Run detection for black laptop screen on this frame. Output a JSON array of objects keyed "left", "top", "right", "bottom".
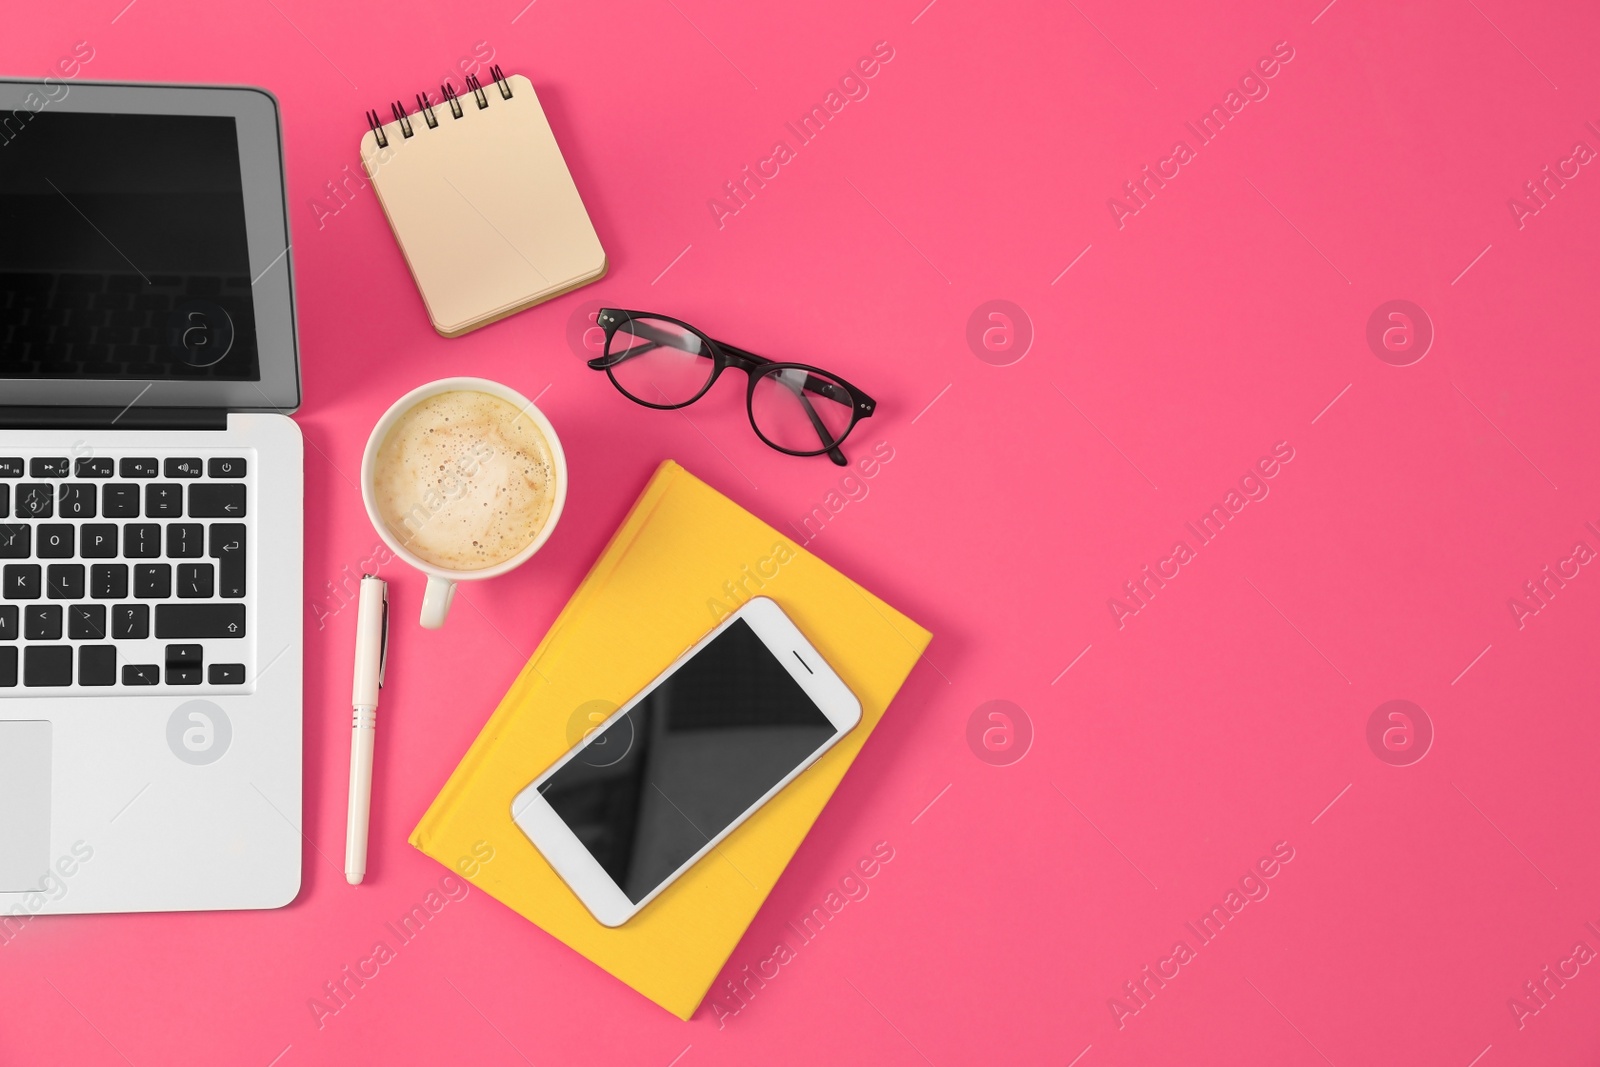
[{"left": 0, "top": 111, "right": 260, "bottom": 381}]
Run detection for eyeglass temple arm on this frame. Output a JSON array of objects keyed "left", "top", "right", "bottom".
[
  {"left": 766, "top": 367, "right": 848, "bottom": 466},
  {"left": 589, "top": 339, "right": 661, "bottom": 368},
  {"left": 585, "top": 319, "right": 712, "bottom": 369}
]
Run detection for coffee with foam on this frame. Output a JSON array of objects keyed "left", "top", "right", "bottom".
[{"left": 371, "top": 390, "right": 558, "bottom": 571}]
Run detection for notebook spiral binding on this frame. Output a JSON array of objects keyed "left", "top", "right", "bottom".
[{"left": 365, "top": 65, "right": 514, "bottom": 150}]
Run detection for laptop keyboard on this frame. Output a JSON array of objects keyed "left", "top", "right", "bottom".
[{"left": 0, "top": 449, "right": 253, "bottom": 691}]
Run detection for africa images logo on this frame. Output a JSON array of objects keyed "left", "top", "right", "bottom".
[
  {"left": 1106, "top": 41, "right": 1296, "bottom": 230},
  {"left": 708, "top": 41, "right": 896, "bottom": 230},
  {"left": 707, "top": 842, "right": 896, "bottom": 1028},
  {"left": 1107, "top": 442, "right": 1296, "bottom": 628},
  {"left": 1108, "top": 841, "right": 1296, "bottom": 1028}
]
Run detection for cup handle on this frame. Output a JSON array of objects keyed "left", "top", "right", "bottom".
[{"left": 420, "top": 576, "right": 456, "bottom": 629}]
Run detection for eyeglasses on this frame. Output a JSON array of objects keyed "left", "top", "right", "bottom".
[{"left": 585, "top": 309, "right": 876, "bottom": 466}]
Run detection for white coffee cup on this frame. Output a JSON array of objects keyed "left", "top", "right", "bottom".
[{"left": 360, "top": 377, "right": 568, "bottom": 629}]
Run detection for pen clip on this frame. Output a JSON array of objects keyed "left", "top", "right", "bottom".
[{"left": 377, "top": 584, "right": 390, "bottom": 689}]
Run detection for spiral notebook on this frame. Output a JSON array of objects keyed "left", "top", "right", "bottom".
[{"left": 358, "top": 68, "right": 607, "bottom": 337}]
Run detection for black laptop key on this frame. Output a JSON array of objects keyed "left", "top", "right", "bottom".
[
  {"left": 0, "top": 459, "right": 20, "bottom": 477},
  {"left": 177, "top": 563, "right": 213, "bottom": 598},
  {"left": 208, "top": 458, "right": 247, "bottom": 478},
  {"left": 0, "top": 525, "right": 27, "bottom": 558},
  {"left": 167, "top": 664, "right": 203, "bottom": 685},
  {"left": 188, "top": 483, "right": 245, "bottom": 518},
  {"left": 210, "top": 523, "right": 246, "bottom": 598},
  {"left": 80, "top": 524, "right": 117, "bottom": 558},
  {"left": 92, "top": 564, "right": 128, "bottom": 599},
  {"left": 134, "top": 564, "right": 171, "bottom": 599},
  {"left": 165, "top": 644, "right": 203, "bottom": 666},
  {"left": 209, "top": 663, "right": 245, "bottom": 685},
  {"left": 112, "top": 604, "right": 149, "bottom": 640},
  {"left": 0, "top": 605, "right": 15, "bottom": 640},
  {"left": 122, "top": 664, "right": 159, "bottom": 685},
  {"left": 0, "top": 647, "right": 14, "bottom": 687},
  {"left": 46, "top": 564, "right": 85, "bottom": 600},
  {"left": 156, "top": 603, "right": 245, "bottom": 639},
  {"left": 59, "top": 484, "right": 96, "bottom": 518},
  {"left": 123, "top": 523, "right": 160, "bottom": 558},
  {"left": 74, "top": 457, "right": 114, "bottom": 478},
  {"left": 17, "top": 484, "right": 52, "bottom": 517},
  {"left": 78, "top": 645, "right": 115, "bottom": 686},
  {"left": 120, "top": 457, "right": 159, "bottom": 478},
  {"left": 25, "top": 605, "right": 62, "bottom": 640},
  {"left": 36, "top": 525, "right": 73, "bottom": 558},
  {"left": 145, "top": 484, "right": 183, "bottom": 518},
  {"left": 29, "top": 458, "right": 69, "bottom": 478},
  {"left": 165, "top": 458, "right": 203, "bottom": 478},
  {"left": 167, "top": 523, "right": 203, "bottom": 558},
  {"left": 4, "top": 564, "right": 41, "bottom": 600},
  {"left": 0, "top": 484, "right": 7, "bottom": 519},
  {"left": 23, "top": 646, "right": 69, "bottom": 687},
  {"left": 102, "top": 483, "right": 140, "bottom": 517},
  {"left": 69, "top": 604, "right": 107, "bottom": 640}
]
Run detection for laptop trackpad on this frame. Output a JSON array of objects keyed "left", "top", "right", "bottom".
[{"left": 0, "top": 722, "right": 51, "bottom": 892}]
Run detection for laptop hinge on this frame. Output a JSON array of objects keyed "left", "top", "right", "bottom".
[{"left": 0, "top": 407, "right": 229, "bottom": 431}]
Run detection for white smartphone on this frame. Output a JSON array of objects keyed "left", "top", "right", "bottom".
[{"left": 510, "top": 597, "right": 862, "bottom": 927}]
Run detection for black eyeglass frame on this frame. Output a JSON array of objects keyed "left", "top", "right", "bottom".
[{"left": 585, "top": 308, "right": 877, "bottom": 466}]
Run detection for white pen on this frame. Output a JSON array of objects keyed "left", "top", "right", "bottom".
[{"left": 345, "top": 575, "right": 389, "bottom": 886}]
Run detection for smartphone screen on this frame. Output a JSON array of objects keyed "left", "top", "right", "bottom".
[{"left": 535, "top": 618, "right": 839, "bottom": 903}]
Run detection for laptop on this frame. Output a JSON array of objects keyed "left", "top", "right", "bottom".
[{"left": 0, "top": 80, "right": 302, "bottom": 914}]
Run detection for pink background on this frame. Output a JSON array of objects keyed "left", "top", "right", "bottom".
[{"left": 6, "top": 0, "right": 1600, "bottom": 1063}]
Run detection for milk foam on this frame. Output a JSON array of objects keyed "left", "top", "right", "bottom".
[{"left": 372, "top": 390, "right": 557, "bottom": 571}]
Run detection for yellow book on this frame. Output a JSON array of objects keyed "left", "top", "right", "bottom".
[{"left": 409, "top": 460, "right": 931, "bottom": 1019}]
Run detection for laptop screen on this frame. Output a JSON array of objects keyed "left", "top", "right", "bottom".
[{"left": 0, "top": 110, "right": 261, "bottom": 382}]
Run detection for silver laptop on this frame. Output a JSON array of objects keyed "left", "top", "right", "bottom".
[{"left": 0, "top": 80, "right": 302, "bottom": 914}]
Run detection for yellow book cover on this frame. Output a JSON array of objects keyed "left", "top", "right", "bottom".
[{"left": 409, "top": 460, "right": 931, "bottom": 1019}]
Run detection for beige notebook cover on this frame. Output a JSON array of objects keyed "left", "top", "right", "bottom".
[{"left": 359, "top": 73, "right": 606, "bottom": 337}]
